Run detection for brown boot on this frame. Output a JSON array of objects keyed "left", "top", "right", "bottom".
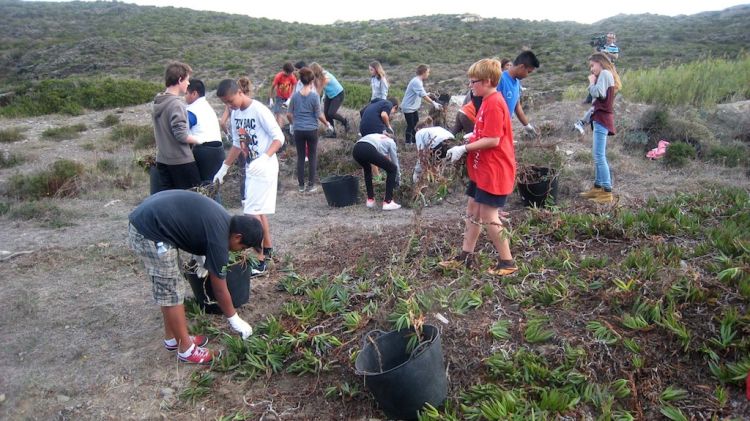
[
  {"left": 487, "top": 260, "right": 519, "bottom": 276},
  {"left": 579, "top": 186, "right": 603, "bottom": 198},
  {"left": 589, "top": 189, "right": 614, "bottom": 204}
]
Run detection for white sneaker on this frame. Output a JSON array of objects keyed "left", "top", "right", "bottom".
[
  {"left": 366, "top": 198, "right": 376, "bottom": 208},
  {"left": 573, "top": 120, "right": 585, "bottom": 135},
  {"left": 382, "top": 201, "right": 401, "bottom": 211}
]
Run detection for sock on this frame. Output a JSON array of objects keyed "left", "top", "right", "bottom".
[
  {"left": 178, "top": 343, "right": 195, "bottom": 358},
  {"left": 164, "top": 338, "right": 177, "bottom": 347},
  {"left": 263, "top": 247, "right": 273, "bottom": 258}
]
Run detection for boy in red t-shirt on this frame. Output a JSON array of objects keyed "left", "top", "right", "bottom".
[
  {"left": 440, "top": 58, "right": 518, "bottom": 276},
  {"left": 269, "top": 62, "right": 298, "bottom": 126}
]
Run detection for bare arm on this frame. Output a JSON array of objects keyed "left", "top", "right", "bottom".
[
  {"left": 466, "top": 136, "right": 500, "bottom": 151},
  {"left": 208, "top": 273, "right": 237, "bottom": 317},
  {"left": 223, "top": 145, "right": 241, "bottom": 166},
  {"left": 515, "top": 102, "right": 529, "bottom": 126}
]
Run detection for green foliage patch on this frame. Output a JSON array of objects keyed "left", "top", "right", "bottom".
[{"left": 6, "top": 159, "right": 84, "bottom": 200}]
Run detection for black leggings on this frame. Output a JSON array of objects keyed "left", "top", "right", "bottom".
[
  {"left": 294, "top": 129, "right": 319, "bottom": 187},
  {"left": 192, "top": 142, "right": 225, "bottom": 182},
  {"left": 404, "top": 111, "right": 419, "bottom": 143},
  {"left": 154, "top": 161, "right": 201, "bottom": 193},
  {"left": 352, "top": 142, "right": 398, "bottom": 202},
  {"left": 323, "top": 91, "right": 346, "bottom": 128}
]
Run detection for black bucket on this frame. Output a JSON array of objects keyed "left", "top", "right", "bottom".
[
  {"left": 355, "top": 325, "right": 447, "bottom": 420},
  {"left": 321, "top": 175, "right": 359, "bottom": 207},
  {"left": 517, "top": 166, "right": 559, "bottom": 208},
  {"left": 185, "top": 262, "right": 251, "bottom": 314}
]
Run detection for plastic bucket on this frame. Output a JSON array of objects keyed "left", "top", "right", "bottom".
[
  {"left": 517, "top": 166, "right": 559, "bottom": 208},
  {"left": 321, "top": 175, "right": 359, "bottom": 207},
  {"left": 355, "top": 325, "right": 447, "bottom": 420},
  {"left": 185, "top": 262, "right": 251, "bottom": 314}
]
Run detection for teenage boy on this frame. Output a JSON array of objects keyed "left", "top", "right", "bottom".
[
  {"left": 128, "top": 190, "right": 261, "bottom": 364},
  {"left": 359, "top": 97, "right": 399, "bottom": 137},
  {"left": 269, "top": 62, "right": 298, "bottom": 127},
  {"left": 152, "top": 61, "right": 204, "bottom": 192},
  {"left": 401, "top": 64, "right": 442, "bottom": 144},
  {"left": 441, "top": 58, "right": 518, "bottom": 276},
  {"left": 213, "top": 79, "right": 285, "bottom": 277},
  {"left": 497, "top": 51, "right": 540, "bottom": 137},
  {"left": 185, "top": 79, "right": 225, "bottom": 187}
]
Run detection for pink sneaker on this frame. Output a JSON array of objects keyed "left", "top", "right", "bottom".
[
  {"left": 366, "top": 198, "right": 376, "bottom": 208},
  {"left": 164, "top": 335, "right": 209, "bottom": 351},
  {"left": 178, "top": 345, "right": 218, "bottom": 365}
]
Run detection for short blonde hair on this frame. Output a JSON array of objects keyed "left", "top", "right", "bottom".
[{"left": 467, "top": 59, "right": 502, "bottom": 87}]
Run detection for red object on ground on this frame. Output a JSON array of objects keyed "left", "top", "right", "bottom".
[{"left": 746, "top": 370, "right": 750, "bottom": 400}]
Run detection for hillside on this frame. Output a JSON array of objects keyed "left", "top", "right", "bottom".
[{"left": 1, "top": 1, "right": 749, "bottom": 96}]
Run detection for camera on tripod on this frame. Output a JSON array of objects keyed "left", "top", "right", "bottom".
[{"left": 589, "top": 34, "right": 608, "bottom": 50}]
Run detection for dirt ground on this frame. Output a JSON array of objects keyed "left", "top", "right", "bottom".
[{"left": 1, "top": 97, "right": 748, "bottom": 420}]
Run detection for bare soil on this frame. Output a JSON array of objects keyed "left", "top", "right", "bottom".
[{"left": 1, "top": 97, "right": 748, "bottom": 420}]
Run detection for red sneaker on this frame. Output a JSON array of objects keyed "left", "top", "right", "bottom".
[
  {"left": 164, "top": 335, "right": 209, "bottom": 352},
  {"left": 178, "top": 345, "right": 218, "bottom": 365}
]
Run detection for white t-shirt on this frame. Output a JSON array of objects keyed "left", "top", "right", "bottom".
[
  {"left": 415, "top": 126, "right": 454, "bottom": 151},
  {"left": 229, "top": 100, "right": 285, "bottom": 161},
  {"left": 187, "top": 97, "right": 222, "bottom": 143}
]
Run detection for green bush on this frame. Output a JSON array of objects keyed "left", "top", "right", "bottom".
[
  {"left": 622, "top": 55, "right": 750, "bottom": 106},
  {"left": 0, "top": 151, "right": 25, "bottom": 168},
  {"left": 341, "top": 81, "right": 405, "bottom": 111},
  {"left": 41, "top": 123, "right": 88, "bottom": 140},
  {"left": 0, "top": 78, "right": 160, "bottom": 117},
  {"left": 110, "top": 124, "right": 155, "bottom": 149},
  {"left": 705, "top": 143, "right": 750, "bottom": 168},
  {"left": 0, "top": 127, "right": 26, "bottom": 143},
  {"left": 100, "top": 114, "right": 121, "bottom": 127},
  {"left": 6, "top": 201, "right": 77, "bottom": 228},
  {"left": 6, "top": 159, "right": 84, "bottom": 200},
  {"left": 664, "top": 142, "right": 696, "bottom": 168}
]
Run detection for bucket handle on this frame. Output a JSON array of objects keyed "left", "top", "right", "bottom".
[
  {"left": 409, "top": 338, "right": 434, "bottom": 360},
  {"left": 361, "top": 329, "right": 386, "bottom": 348}
]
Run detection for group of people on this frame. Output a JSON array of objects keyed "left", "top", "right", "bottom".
[{"left": 130, "top": 38, "right": 623, "bottom": 363}]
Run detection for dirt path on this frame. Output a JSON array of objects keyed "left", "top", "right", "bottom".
[{"left": 1, "top": 99, "right": 748, "bottom": 419}]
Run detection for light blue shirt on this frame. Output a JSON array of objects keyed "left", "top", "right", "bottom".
[
  {"left": 497, "top": 71, "right": 520, "bottom": 117},
  {"left": 323, "top": 71, "right": 344, "bottom": 99},
  {"left": 370, "top": 76, "right": 389, "bottom": 101},
  {"left": 401, "top": 76, "right": 428, "bottom": 113}
]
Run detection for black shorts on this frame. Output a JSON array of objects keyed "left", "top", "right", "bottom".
[{"left": 465, "top": 180, "right": 507, "bottom": 208}]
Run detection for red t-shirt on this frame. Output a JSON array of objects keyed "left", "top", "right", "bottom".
[
  {"left": 272, "top": 72, "right": 297, "bottom": 100},
  {"left": 466, "top": 91, "right": 516, "bottom": 196}
]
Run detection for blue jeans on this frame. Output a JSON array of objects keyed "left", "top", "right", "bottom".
[{"left": 592, "top": 121, "right": 612, "bottom": 190}]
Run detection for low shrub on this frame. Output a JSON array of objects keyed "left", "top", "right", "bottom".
[
  {"left": 7, "top": 200, "right": 77, "bottom": 228},
  {"left": 100, "top": 113, "right": 121, "bottom": 127},
  {"left": 96, "top": 158, "right": 118, "bottom": 173},
  {"left": 110, "top": 124, "right": 154, "bottom": 149},
  {"left": 41, "top": 123, "right": 88, "bottom": 140},
  {"left": 6, "top": 159, "right": 84, "bottom": 200},
  {"left": 0, "top": 151, "right": 25, "bottom": 168},
  {"left": 0, "top": 77, "right": 160, "bottom": 117},
  {"left": 664, "top": 142, "right": 696, "bottom": 168},
  {"left": 704, "top": 143, "right": 750, "bottom": 168},
  {"left": 0, "top": 127, "right": 26, "bottom": 143}
]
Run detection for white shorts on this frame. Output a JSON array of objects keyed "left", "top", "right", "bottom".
[{"left": 242, "top": 155, "right": 278, "bottom": 215}]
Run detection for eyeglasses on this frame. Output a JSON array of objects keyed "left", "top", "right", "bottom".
[{"left": 469, "top": 79, "right": 482, "bottom": 85}]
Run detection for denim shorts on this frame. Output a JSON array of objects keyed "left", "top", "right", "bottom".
[
  {"left": 465, "top": 181, "right": 508, "bottom": 208},
  {"left": 127, "top": 224, "right": 185, "bottom": 306}
]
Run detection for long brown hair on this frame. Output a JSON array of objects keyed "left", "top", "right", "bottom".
[
  {"left": 588, "top": 52, "right": 622, "bottom": 93},
  {"left": 370, "top": 60, "right": 388, "bottom": 86}
]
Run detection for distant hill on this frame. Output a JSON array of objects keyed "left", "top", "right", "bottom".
[{"left": 1, "top": 1, "right": 749, "bottom": 97}]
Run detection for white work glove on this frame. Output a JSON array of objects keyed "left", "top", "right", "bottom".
[
  {"left": 268, "top": 98, "right": 274, "bottom": 107},
  {"left": 247, "top": 154, "right": 270, "bottom": 176},
  {"left": 288, "top": 123, "right": 294, "bottom": 132},
  {"left": 432, "top": 102, "right": 443, "bottom": 111},
  {"left": 384, "top": 126, "right": 394, "bottom": 136},
  {"left": 523, "top": 123, "right": 537, "bottom": 136},
  {"left": 446, "top": 145, "right": 468, "bottom": 163},
  {"left": 283, "top": 98, "right": 291, "bottom": 108},
  {"left": 193, "top": 255, "right": 208, "bottom": 278},
  {"left": 227, "top": 313, "right": 253, "bottom": 339},
  {"left": 212, "top": 163, "right": 230, "bottom": 184}
]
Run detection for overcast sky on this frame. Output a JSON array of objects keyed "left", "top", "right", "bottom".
[{"left": 50, "top": 0, "right": 749, "bottom": 25}]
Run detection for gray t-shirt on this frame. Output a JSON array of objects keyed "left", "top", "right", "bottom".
[
  {"left": 129, "top": 190, "right": 231, "bottom": 277},
  {"left": 288, "top": 90, "right": 322, "bottom": 132},
  {"left": 401, "top": 76, "right": 428, "bottom": 113}
]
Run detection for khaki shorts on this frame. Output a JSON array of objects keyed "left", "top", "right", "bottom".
[{"left": 127, "top": 224, "right": 185, "bottom": 306}]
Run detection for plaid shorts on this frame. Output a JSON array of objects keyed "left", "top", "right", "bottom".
[{"left": 127, "top": 223, "right": 185, "bottom": 306}]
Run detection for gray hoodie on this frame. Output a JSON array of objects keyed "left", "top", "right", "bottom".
[{"left": 152, "top": 92, "right": 193, "bottom": 165}]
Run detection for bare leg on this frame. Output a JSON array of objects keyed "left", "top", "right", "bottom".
[
  {"left": 479, "top": 204, "right": 512, "bottom": 260},
  {"left": 161, "top": 305, "right": 192, "bottom": 353},
  {"left": 461, "top": 198, "right": 481, "bottom": 253}
]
